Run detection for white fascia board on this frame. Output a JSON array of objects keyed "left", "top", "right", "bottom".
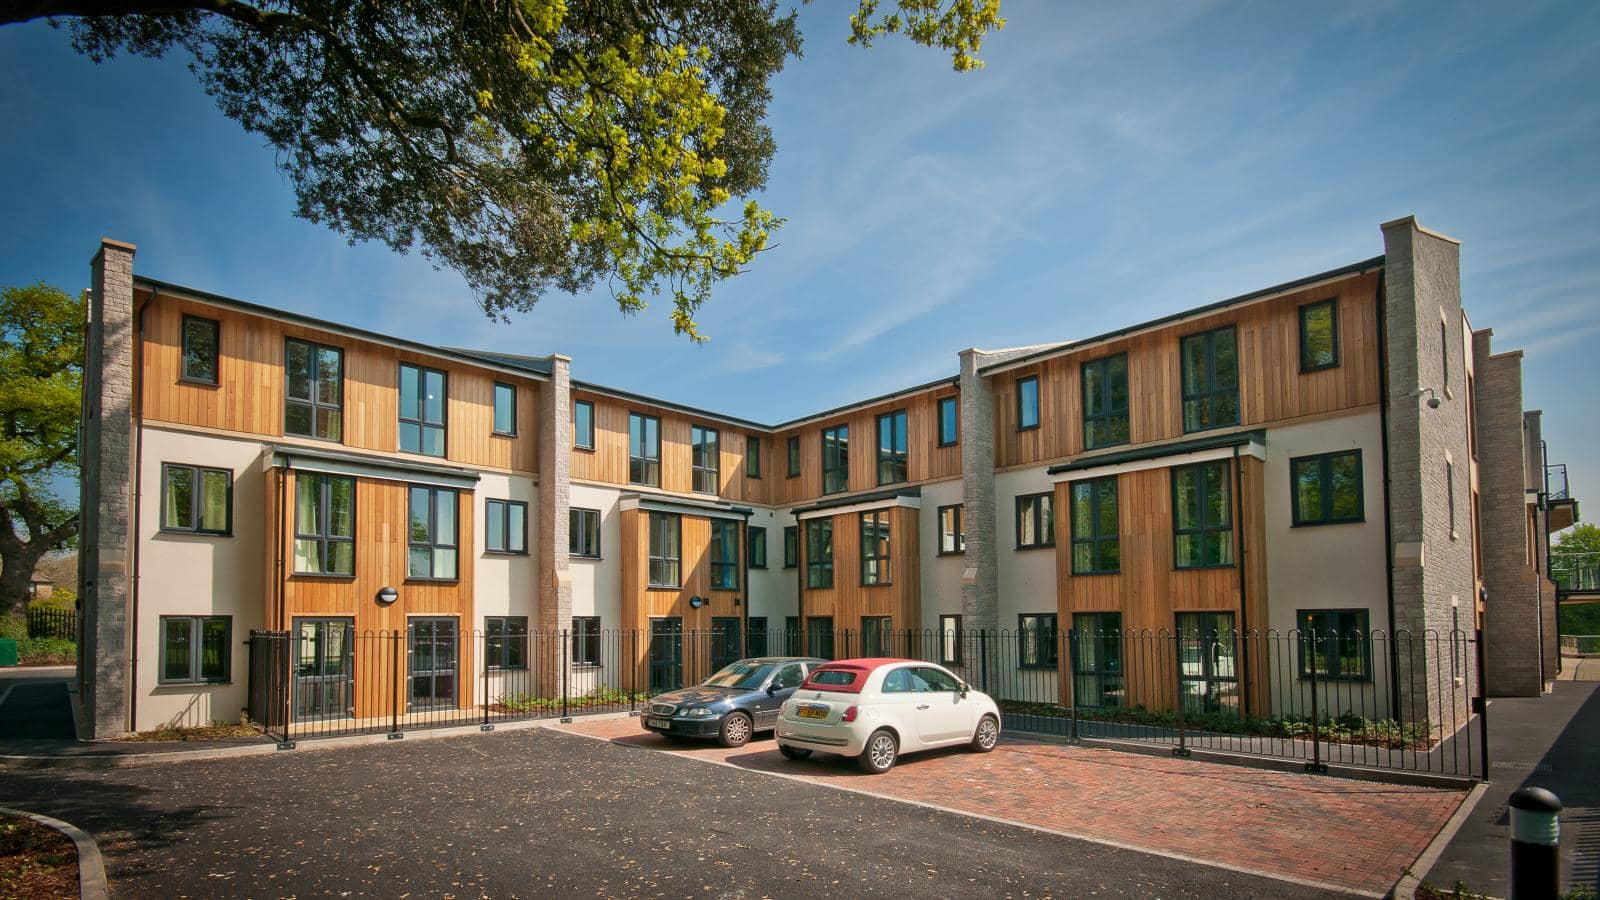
[
  {"left": 1048, "top": 439, "right": 1266, "bottom": 485},
  {"left": 793, "top": 495, "right": 922, "bottom": 521}
]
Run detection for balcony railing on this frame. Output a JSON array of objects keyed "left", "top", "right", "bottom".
[
  {"left": 1546, "top": 463, "right": 1571, "bottom": 501},
  {"left": 1552, "top": 551, "right": 1600, "bottom": 593}
]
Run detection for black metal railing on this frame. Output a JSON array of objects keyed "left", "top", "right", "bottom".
[
  {"left": 242, "top": 624, "right": 1485, "bottom": 779},
  {"left": 25, "top": 607, "right": 77, "bottom": 641},
  {"left": 1553, "top": 551, "right": 1600, "bottom": 593}
]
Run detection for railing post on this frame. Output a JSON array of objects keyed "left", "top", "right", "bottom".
[
  {"left": 1306, "top": 629, "right": 1326, "bottom": 774},
  {"left": 629, "top": 629, "right": 638, "bottom": 714},
  {"left": 979, "top": 629, "right": 990, "bottom": 695},
  {"left": 279, "top": 633, "right": 295, "bottom": 750},
  {"left": 1173, "top": 632, "right": 1189, "bottom": 758},
  {"left": 560, "top": 628, "right": 571, "bottom": 722},
  {"left": 389, "top": 630, "right": 402, "bottom": 739},
  {"left": 1474, "top": 623, "right": 1491, "bottom": 781},
  {"left": 481, "top": 632, "right": 492, "bottom": 731},
  {"left": 1066, "top": 627, "right": 1079, "bottom": 742}
]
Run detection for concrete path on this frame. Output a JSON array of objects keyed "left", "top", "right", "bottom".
[{"left": 1422, "top": 681, "right": 1600, "bottom": 896}]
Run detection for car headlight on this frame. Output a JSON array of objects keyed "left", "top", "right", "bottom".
[{"left": 687, "top": 707, "right": 716, "bottom": 718}]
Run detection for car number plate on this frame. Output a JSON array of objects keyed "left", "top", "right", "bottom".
[
  {"left": 797, "top": 705, "right": 829, "bottom": 719},
  {"left": 646, "top": 717, "right": 671, "bottom": 729}
]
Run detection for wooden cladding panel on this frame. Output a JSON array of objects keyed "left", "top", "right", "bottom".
[
  {"left": 570, "top": 389, "right": 769, "bottom": 504},
  {"left": 770, "top": 385, "right": 960, "bottom": 507},
  {"left": 799, "top": 505, "right": 921, "bottom": 634},
  {"left": 619, "top": 508, "right": 744, "bottom": 686},
  {"left": 996, "top": 273, "right": 1381, "bottom": 468},
  {"left": 140, "top": 291, "right": 541, "bottom": 472}
]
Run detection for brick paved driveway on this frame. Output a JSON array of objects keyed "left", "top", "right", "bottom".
[{"left": 556, "top": 714, "right": 1467, "bottom": 897}]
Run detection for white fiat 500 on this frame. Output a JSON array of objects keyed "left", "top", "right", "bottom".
[{"left": 774, "top": 658, "right": 1001, "bottom": 773}]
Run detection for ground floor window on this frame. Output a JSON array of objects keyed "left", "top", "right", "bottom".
[
  {"left": 649, "top": 617, "right": 683, "bottom": 692},
  {"left": 712, "top": 617, "right": 743, "bottom": 670},
  {"left": 292, "top": 617, "right": 352, "bottom": 720},
  {"left": 807, "top": 616, "right": 834, "bottom": 660},
  {"left": 407, "top": 616, "right": 459, "bottom": 711},
  {"left": 748, "top": 617, "right": 768, "bottom": 657},
  {"left": 939, "top": 614, "right": 962, "bottom": 665},
  {"left": 1297, "top": 608, "right": 1371, "bottom": 681},
  {"left": 1175, "top": 611, "right": 1238, "bottom": 716},
  {"left": 1018, "top": 613, "right": 1058, "bottom": 669},
  {"left": 1071, "top": 612, "right": 1123, "bottom": 708},
  {"left": 861, "top": 616, "right": 892, "bottom": 657},
  {"left": 572, "top": 616, "right": 601, "bottom": 665},
  {"left": 485, "top": 616, "right": 528, "bottom": 670},
  {"left": 784, "top": 616, "right": 801, "bottom": 656},
  {"left": 159, "top": 615, "right": 231, "bottom": 684}
]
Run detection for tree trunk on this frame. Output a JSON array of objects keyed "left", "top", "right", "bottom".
[{"left": 0, "top": 545, "right": 46, "bottom": 619}]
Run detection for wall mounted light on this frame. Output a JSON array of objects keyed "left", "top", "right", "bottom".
[
  {"left": 1416, "top": 387, "right": 1443, "bottom": 409},
  {"left": 376, "top": 586, "right": 399, "bottom": 605}
]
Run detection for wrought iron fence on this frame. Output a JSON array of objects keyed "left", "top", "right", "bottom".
[{"left": 25, "top": 607, "right": 77, "bottom": 641}]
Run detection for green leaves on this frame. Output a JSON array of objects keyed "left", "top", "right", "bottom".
[
  {"left": 840, "top": 0, "right": 1007, "bottom": 71},
  {"left": 0, "top": 283, "right": 81, "bottom": 487}
]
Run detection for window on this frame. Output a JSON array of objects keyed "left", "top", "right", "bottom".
[
  {"left": 937, "top": 504, "right": 964, "bottom": 555},
  {"left": 938, "top": 396, "right": 959, "bottom": 446},
  {"left": 805, "top": 518, "right": 833, "bottom": 588},
  {"left": 1299, "top": 299, "right": 1340, "bottom": 372},
  {"left": 1018, "top": 613, "right": 1058, "bottom": 668},
  {"left": 783, "top": 525, "right": 798, "bottom": 569},
  {"left": 1291, "top": 450, "right": 1363, "bottom": 526},
  {"left": 939, "top": 614, "right": 963, "bottom": 665},
  {"left": 821, "top": 424, "right": 849, "bottom": 494},
  {"left": 691, "top": 425, "right": 720, "bottom": 493},
  {"left": 1176, "top": 611, "right": 1238, "bottom": 715},
  {"left": 748, "top": 526, "right": 768, "bottom": 569},
  {"left": 159, "top": 615, "right": 231, "bottom": 684},
  {"left": 1081, "top": 354, "right": 1129, "bottom": 450},
  {"left": 1016, "top": 375, "right": 1040, "bottom": 430},
  {"left": 493, "top": 382, "right": 517, "bottom": 436},
  {"left": 485, "top": 616, "right": 528, "bottom": 669},
  {"left": 861, "top": 616, "right": 892, "bottom": 657},
  {"left": 573, "top": 399, "right": 594, "bottom": 450},
  {"left": 1069, "top": 477, "right": 1119, "bottom": 574},
  {"left": 807, "top": 616, "right": 835, "bottom": 660},
  {"left": 161, "top": 463, "right": 231, "bottom": 534},
  {"left": 629, "top": 413, "right": 661, "bottom": 487},
  {"left": 572, "top": 616, "right": 601, "bottom": 666},
  {"left": 485, "top": 499, "right": 528, "bottom": 554},
  {"left": 1180, "top": 325, "right": 1239, "bottom": 433},
  {"left": 284, "top": 338, "right": 342, "bottom": 441},
  {"left": 710, "top": 518, "right": 739, "bottom": 590},
  {"left": 711, "top": 617, "right": 742, "bottom": 670},
  {"left": 569, "top": 507, "right": 601, "bottom": 558},
  {"left": 1072, "top": 612, "right": 1123, "bottom": 708},
  {"left": 859, "top": 510, "right": 891, "bottom": 586},
  {"left": 876, "top": 410, "right": 908, "bottom": 485},
  {"left": 1298, "top": 609, "right": 1371, "bottom": 681},
  {"left": 407, "top": 486, "right": 459, "bottom": 580},
  {"left": 648, "top": 512, "right": 681, "bottom": 587},
  {"left": 786, "top": 435, "right": 800, "bottom": 478},
  {"left": 181, "top": 315, "right": 219, "bottom": 384},
  {"left": 1172, "top": 462, "right": 1232, "bottom": 568},
  {"left": 785, "top": 616, "right": 801, "bottom": 656},
  {"left": 399, "top": 363, "right": 447, "bottom": 456},
  {"left": 294, "top": 474, "right": 355, "bottom": 575},
  {"left": 747, "top": 617, "right": 768, "bottom": 657},
  {"left": 1447, "top": 459, "right": 1457, "bottom": 536},
  {"left": 1016, "top": 491, "right": 1055, "bottom": 549},
  {"left": 746, "top": 435, "right": 762, "bottom": 478}
]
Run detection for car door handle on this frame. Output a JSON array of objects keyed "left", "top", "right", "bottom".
[{"left": 916, "top": 704, "right": 930, "bottom": 710}]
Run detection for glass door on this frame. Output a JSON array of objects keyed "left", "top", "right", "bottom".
[
  {"left": 292, "top": 617, "right": 353, "bottom": 721},
  {"left": 1175, "top": 612, "right": 1238, "bottom": 716},
  {"left": 408, "top": 617, "right": 459, "bottom": 711},
  {"left": 710, "top": 617, "right": 742, "bottom": 672},
  {"left": 649, "top": 617, "right": 683, "bottom": 692}
]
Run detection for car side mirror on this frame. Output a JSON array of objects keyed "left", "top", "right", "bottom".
[
  {"left": 766, "top": 684, "right": 778, "bottom": 695},
  {"left": 958, "top": 683, "right": 970, "bottom": 697}
]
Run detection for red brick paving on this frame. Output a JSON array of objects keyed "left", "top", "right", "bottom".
[{"left": 554, "top": 714, "right": 1466, "bottom": 896}]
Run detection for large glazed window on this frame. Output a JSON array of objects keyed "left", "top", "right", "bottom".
[
  {"left": 805, "top": 518, "right": 833, "bottom": 588},
  {"left": 710, "top": 518, "right": 739, "bottom": 590},
  {"left": 1069, "top": 477, "right": 1119, "bottom": 574},
  {"left": 408, "top": 485, "right": 459, "bottom": 580},
  {"left": 1179, "top": 326, "right": 1239, "bottom": 433},
  {"left": 284, "top": 338, "right": 343, "bottom": 441},
  {"left": 1172, "top": 461, "right": 1233, "bottom": 568},
  {"left": 1081, "top": 353, "right": 1129, "bottom": 450},
  {"left": 821, "top": 424, "right": 849, "bottom": 494},
  {"left": 691, "top": 425, "right": 720, "bottom": 494},
  {"left": 399, "top": 363, "right": 448, "bottom": 457},
  {"left": 876, "top": 410, "right": 907, "bottom": 485},
  {"left": 648, "top": 512, "right": 681, "bottom": 587},
  {"left": 859, "top": 509, "right": 891, "bottom": 586},
  {"left": 630, "top": 413, "right": 661, "bottom": 487},
  {"left": 294, "top": 473, "right": 355, "bottom": 575}
]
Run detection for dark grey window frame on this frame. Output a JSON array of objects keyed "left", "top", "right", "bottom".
[
  {"left": 1069, "top": 476, "right": 1119, "bottom": 574},
  {"left": 1172, "top": 461, "right": 1233, "bottom": 569},
  {"left": 746, "top": 435, "right": 762, "bottom": 478},
  {"left": 573, "top": 399, "right": 595, "bottom": 450},
  {"left": 1297, "top": 608, "right": 1371, "bottom": 682},
  {"left": 1179, "top": 325, "right": 1240, "bottom": 434},
  {"left": 1016, "top": 375, "right": 1040, "bottom": 431},
  {"left": 783, "top": 525, "right": 798, "bottom": 569},
  {"left": 1290, "top": 449, "right": 1364, "bottom": 526},
  {"left": 1081, "top": 353, "right": 1130, "bottom": 450},
  {"left": 630, "top": 412, "right": 662, "bottom": 487},
  {"left": 283, "top": 337, "right": 343, "bottom": 442},
  {"left": 180, "top": 314, "right": 220, "bottom": 385},
  {"left": 294, "top": 473, "right": 355, "bottom": 576},
  {"left": 647, "top": 512, "right": 681, "bottom": 588},
  {"left": 407, "top": 485, "right": 460, "bottom": 581},
  {"left": 569, "top": 507, "right": 602, "bottom": 559},
  {"left": 937, "top": 503, "right": 964, "bottom": 556},
  {"left": 157, "top": 615, "right": 232, "bottom": 684},
  {"left": 398, "top": 362, "right": 448, "bottom": 457},
  {"left": 1071, "top": 611, "right": 1124, "bottom": 708},
  {"left": 876, "top": 409, "right": 908, "bottom": 486},
  {"left": 805, "top": 518, "right": 833, "bottom": 588},
  {"left": 1015, "top": 491, "right": 1055, "bottom": 550},
  {"left": 747, "top": 617, "right": 769, "bottom": 657},
  {"left": 821, "top": 424, "right": 849, "bottom": 495},
  {"left": 710, "top": 517, "right": 739, "bottom": 590},
  {"left": 691, "top": 424, "right": 720, "bottom": 494},
  {"left": 748, "top": 525, "right": 768, "bottom": 569},
  {"left": 859, "top": 509, "right": 891, "bottom": 586},
  {"left": 1018, "top": 613, "right": 1058, "bottom": 669},
  {"left": 160, "top": 462, "right": 233, "bottom": 535},
  {"left": 572, "top": 616, "right": 602, "bottom": 666},
  {"left": 938, "top": 614, "right": 963, "bottom": 665},
  {"left": 492, "top": 382, "right": 517, "bottom": 436},
  {"left": 937, "top": 395, "right": 959, "bottom": 447},
  {"left": 861, "top": 615, "right": 893, "bottom": 657},
  {"left": 485, "top": 498, "right": 529, "bottom": 554},
  {"left": 485, "top": 616, "right": 529, "bottom": 670},
  {"left": 1298, "top": 298, "right": 1341, "bottom": 373},
  {"left": 786, "top": 435, "right": 801, "bottom": 478}
]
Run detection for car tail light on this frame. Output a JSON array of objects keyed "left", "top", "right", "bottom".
[{"left": 842, "top": 705, "right": 859, "bottom": 723}]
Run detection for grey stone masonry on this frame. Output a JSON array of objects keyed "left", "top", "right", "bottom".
[
  {"left": 1381, "top": 216, "right": 1478, "bottom": 729},
  {"left": 78, "top": 238, "right": 138, "bottom": 739},
  {"left": 958, "top": 349, "right": 999, "bottom": 639},
  {"left": 536, "top": 354, "right": 572, "bottom": 695},
  {"left": 1472, "top": 331, "right": 1542, "bottom": 696}
]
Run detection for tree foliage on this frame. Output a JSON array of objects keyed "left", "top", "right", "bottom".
[
  {"left": 1555, "top": 522, "right": 1600, "bottom": 556},
  {"left": 5, "top": 0, "right": 1004, "bottom": 340}
]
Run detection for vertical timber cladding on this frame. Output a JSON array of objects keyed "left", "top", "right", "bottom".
[
  {"left": 1053, "top": 457, "right": 1268, "bottom": 713},
  {"left": 137, "top": 290, "right": 542, "bottom": 473},
  {"left": 797, "top": 505, "right": 922, "bottom": 656},
  {"left": 619, "top": 507, "right": 745, "bottom": 687},
  {"left": 569, "top": 388, "right": 769, "bottom": 503},
  {"left": 271, "top": 470, "right": 476, "bottom": 720}
]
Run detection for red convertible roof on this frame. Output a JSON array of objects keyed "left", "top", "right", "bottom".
[{"left": 798, "top": 658, "right": 913, "bottom": 694}]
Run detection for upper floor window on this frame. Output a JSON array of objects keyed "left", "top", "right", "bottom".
[
  {"left": 783, "top": 525, "right": 798, "bottom": 568},
  {"left": 408, "top": 486, "right": 459, "bottom": 580},
  {"left": 294, "top": 473, "right": 354, "bottom": 575},
  {"left": 1172, "top": 461, "right": 1232, "bottom": 568},
  {"left": 485, "top": 498, "right": 528, "bottom": 554},
  {"left": 570, "top": 507, "right": 601, "bottom": 558},
  {"left": 938, "top": 504, "right": 964, "bottom": 555},
  {"left": 573, "top": 399, "right": 594, "bottom": 450},
  {"left": 860, "top": 509, "right": 892, "bottom": 586},
  {"left": 805, "top": 518, "right": 834, "bottom": 588},
  {"left": 1016, "top": 491, "right": 1055, "bottom": 549},
  {"left": 648, "top": 512, "right": 680, "bottom": 587},
  {"left": 161, "top": 463, "right": 231, "bottom": 535},
  {"left": 1298, "top": 299, "right": 1340, "bottom": 372},
  {"left": 749, "top": 525, "right": 768, "bottom": 568},
  {"left": 746, "top": 435, "right": 762, "bottom": 478},
  {"left": 1069, "top": 476, "right": 1119, "bottom": 574},
  {"left": 1016, "top": 375, "right": 1040, "bottom": 431},
  {"left": 691, "top": 425, "right": 720, "bottom": 494},
  {"left": 877, "top": 410, "right": 908, "bottom": 485},
  {"left": 938, "top": 396, "right": 958, "bottom": 446},
  {"left": 821, "top": 424, "right": 849, "bottom": 495},
  {"left": 629, "top": 412, "right": 661, "bottom": 487},
  {"left": 1081, "top": 353, "right": 1129, "bottom": 450},
  {"left": 492, "top": 382, "right": 517, "bottom": 436},
  {"left": 399, "top": 363, "right": 447, "bottom": 457},
  {"left": 710, "top": 518, "right": 739, "bottom": 590},
  {"left": 1180, "top": 325, "right": 1239, "bottom": 433},
  {"left": 1291, "top": 450, "right": 1363, "bottom": 526},
  {"left": 181, "top": 315, "right": 219, "bottom": 385},
  {"left": 284, "top": 338, "right": 343, "bottom": 442},
  {"left": 786, "top": 435, "right": 801, "bottom": 478}
]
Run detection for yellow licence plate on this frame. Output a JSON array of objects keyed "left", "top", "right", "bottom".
[{"left": 797, "top": 705, "right": 828, "bottom": 719}]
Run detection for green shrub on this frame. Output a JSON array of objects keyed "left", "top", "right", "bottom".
[
  {"left": 17, "top": 638, "right": 74, "bottom": 665},
  {"left": 493, "top": 686, "right": 650, "bottom": 714},
  {"left": 1559, "top": 601, "right": 1600, "bottom": 636},
  {"left": 0, "top": 616, "right": 26, "bottom": 641},
  {"left": 28, "top": 587, "right": 76, "bottom": 612},
  {"left": 997, "top": 699, "right": 1434, "bottom": 750}
]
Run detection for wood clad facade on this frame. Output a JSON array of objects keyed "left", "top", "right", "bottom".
[
  {"left": 798, "top": 504, "right": 922, "bottom": 653},
  {"left": 994, "top": 272, "right": 1381, "bottom": 469},
  {"left": 139, "top": 290, "right": 542, "bottom": 473},
  {"left": 618, "top": 507, "right": 744, "bottom": 685},
  {"left": 570, "top": 389, "right": 768, "bottom": 503},
  {"left": 770, "top": 385, "right": 961, "bottom": 507}
]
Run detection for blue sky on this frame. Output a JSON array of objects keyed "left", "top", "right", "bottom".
[{"left": 2, "top": 1, "right": 1597, "bottom": 508}]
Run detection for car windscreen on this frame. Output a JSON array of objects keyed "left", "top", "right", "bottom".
[
  {"left": 703, "top": 662, "right": 776, "bottom": 690},
  {"left": 800, "top": 667, "right": 864, "bottom": 692}
]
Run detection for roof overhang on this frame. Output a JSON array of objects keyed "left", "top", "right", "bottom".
[
  {"left": 619, "top": 490, "right": 753, "bottom": 521},
  {"left": 1048, "top": 430, "right": 1266, "bottom": 483},
  {"left": 265, "top": 444, "right": 482, "bottom": 490},
  {"left": 792, "top": 487, "right": 922, "bottom": 520}
]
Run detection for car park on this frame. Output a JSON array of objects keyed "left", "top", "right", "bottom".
[
  {"left": 774, "top": 658, "right": 1001, "bottom": 773},
  {"left": 642, "top": 657, "right": 825, "bottom": 747}
]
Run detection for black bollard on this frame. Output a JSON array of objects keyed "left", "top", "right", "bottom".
[{"left": 1508, "top": 786, "right": 1562, "bottom": 900}]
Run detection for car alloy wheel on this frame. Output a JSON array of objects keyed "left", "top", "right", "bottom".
[
  {"left": 719, "top": 712, "right": 753, "bottom": 748},
  {"left": 972, "top": 715, "right": 999, "bottom": 752},
  {"left": 858, "top": 729, "right": 898, "bottom": 774}
]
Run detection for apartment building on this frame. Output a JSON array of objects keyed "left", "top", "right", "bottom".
[{"left": 75, "top": 216, "right": 1570, "bottom": 739}]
